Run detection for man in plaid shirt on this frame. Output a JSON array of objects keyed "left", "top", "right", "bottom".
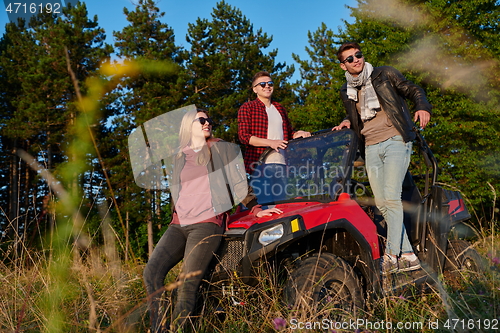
[{"left": 238, "top": 71, "right": 310, "bottom": 202}]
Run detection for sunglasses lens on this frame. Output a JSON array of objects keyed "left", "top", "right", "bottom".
[
  {"left": 196, "top": 117, "right": 209, "bottom": 125},
  {"left": 342, "top": 52, "right": 363, "bottom": 64},
  {"left": 199, "top": 117, "right": 214, "bottom": 126},
  {"left": 257, "top": 81, "right": 274, "bottom": 88}
]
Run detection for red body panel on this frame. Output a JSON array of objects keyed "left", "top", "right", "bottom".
[
  {"left": 228, "top": 196, "right": 381, "bottom": 260},
  {"left": 448, "top": 198, "right": 465, "bottom": 215}
]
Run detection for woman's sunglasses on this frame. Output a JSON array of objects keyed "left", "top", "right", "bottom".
[
  {"left": 253, "top": 81, "right": 274, "bottom": 88},
  {"left": 193, "top": 117, "right": 214, "bottom": 126},
  {"left": 341, "top": 51, "right": 363, "bottom": 64}
]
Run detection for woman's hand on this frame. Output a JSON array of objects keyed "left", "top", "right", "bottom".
[{"left": 256, "top": 207, "right": 284, "bottom": 218}]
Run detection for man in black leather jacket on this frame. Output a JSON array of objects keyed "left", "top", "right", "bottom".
[{"left": 333, "top": 42, "right": 432, "bottom": 275}]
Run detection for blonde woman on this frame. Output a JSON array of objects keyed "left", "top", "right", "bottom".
[{"left": 143, "top": 108, "right": 282, "bottom": 332}]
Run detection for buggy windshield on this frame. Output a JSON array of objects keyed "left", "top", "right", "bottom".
[{"left": 250, "top": 129, "right": 357, "bottom": 205}]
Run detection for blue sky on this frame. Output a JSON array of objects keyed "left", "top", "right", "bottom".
[{"left": 0, "top": 0, "right": 355, "bottom": 80}]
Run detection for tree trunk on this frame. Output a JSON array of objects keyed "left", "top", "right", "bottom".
[
  {"left": 23, "top": 155, "right": 30, "bottom": 244},
  {"left": 9, "top": 142, "right": 19, "bottom": 241},
  {"left": 147, "top": 189, "right": 154, "bottom": 257}
]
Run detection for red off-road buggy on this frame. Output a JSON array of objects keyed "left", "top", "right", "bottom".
[{"left": 206, "top": 128, "right": 484, "bottom": 316}]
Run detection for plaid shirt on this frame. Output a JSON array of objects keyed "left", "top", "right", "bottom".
[{"left": 238, "top": 98, "right": 294, "bottom": 174}]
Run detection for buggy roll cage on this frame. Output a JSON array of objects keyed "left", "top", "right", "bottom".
[
  {"left": 412, "top": 127, "right": 438, "bottom": 198},
  {"left": 256, "top": 127, "right": 437, "bottom": 187},
  {"left": 253, "top": 129, "right": 358, "bottom": 203},
  {"left": 253, "top": 128, "right": 438, "bottom": 203}
]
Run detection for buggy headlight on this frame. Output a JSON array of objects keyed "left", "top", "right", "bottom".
[{"left": 258, "top": 224, "right": 284, "bottom": 246}]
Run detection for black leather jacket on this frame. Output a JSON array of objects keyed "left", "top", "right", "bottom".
[{"left": 340, "top": 66, "right": 432, "bottom": 144}]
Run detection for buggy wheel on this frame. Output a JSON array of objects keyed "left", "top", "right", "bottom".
[
  {"left": 443, "top": 239, "right": 485, "bottom": 289},
  {"left": 283, "top": 253, "right": 363, "bottom": 319}
]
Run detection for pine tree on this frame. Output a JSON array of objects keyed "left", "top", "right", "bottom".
[
  {"left": 0, "top": 2, "right": 112, "bottom": 244},
  {"left": 0, "top": 20, "right": 27, "bottom": 241},
  {"left": 185, "top": 0, "right": 295, "bottom": 142},
  {"left": 108, "top": 0, "right": 186, "bottom": 257},
  {"left": 290, "top": 23, "right": 347, "bottom": 132}
]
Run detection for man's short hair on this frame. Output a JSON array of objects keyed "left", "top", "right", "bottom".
[
  {"left": 336, "top": 42, "right": 362, "bottom": 62},
  {"left": 252, "top": 71, "right": 271, "bottom": 86}
]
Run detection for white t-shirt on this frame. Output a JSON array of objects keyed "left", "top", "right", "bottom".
[{"left": 266, "top": 104, "right": 285, "bottom": 164}]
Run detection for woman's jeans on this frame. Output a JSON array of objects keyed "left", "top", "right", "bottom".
[
  {"left": 365, "top": 135, "right": 413, "bottom": 256},
  {"left": 143, "top": 222, "right": 223, "bottom": 332}
]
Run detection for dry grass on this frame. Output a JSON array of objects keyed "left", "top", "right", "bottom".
[
  {"left": 0, "top": 243, "right": 146, "bottom": 333},
  {"left": 1, "top": 208, "right": 499, "bottom": 333}
]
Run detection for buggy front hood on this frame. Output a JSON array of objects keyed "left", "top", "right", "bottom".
[{"left": 227, "top": 196, "right": 380, "bottom": 260}]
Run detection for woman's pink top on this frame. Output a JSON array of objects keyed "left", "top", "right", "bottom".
[{"left": 172, "top": 146, "right": 221, "bottom": 226}]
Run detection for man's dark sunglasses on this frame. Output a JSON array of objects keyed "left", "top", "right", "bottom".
[
  {"left": 193, "top": 117, "right": 214, "bottom": 126},
  {"left": 253, "top": 81, "right": 274, "bottom": 88},
  {"left": 341, "top": 51, "right": 363, "bottom": 64}
]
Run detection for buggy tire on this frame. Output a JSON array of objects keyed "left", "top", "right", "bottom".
[
  {"left": 283, "top": 252, "right": 363, "bottom": 318},
  {"left": 443, "top": 239, "right": 485, "bottom": 287}
]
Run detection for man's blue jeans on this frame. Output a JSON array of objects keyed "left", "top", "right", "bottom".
[{"left": 365, "top": 135, "right": 413, "bottom": 256}]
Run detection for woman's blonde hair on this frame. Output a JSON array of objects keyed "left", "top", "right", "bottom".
[{"left": 177, "top": 108, "right": 212, "bottom": 165}]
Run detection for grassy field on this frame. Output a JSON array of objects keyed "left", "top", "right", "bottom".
[{"left": 1, "top": 227, "right": 499, "bottom": 333}]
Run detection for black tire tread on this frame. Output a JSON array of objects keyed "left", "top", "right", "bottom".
[{"left": 283, "top": 252, "right": 364, "bottom": 317}]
